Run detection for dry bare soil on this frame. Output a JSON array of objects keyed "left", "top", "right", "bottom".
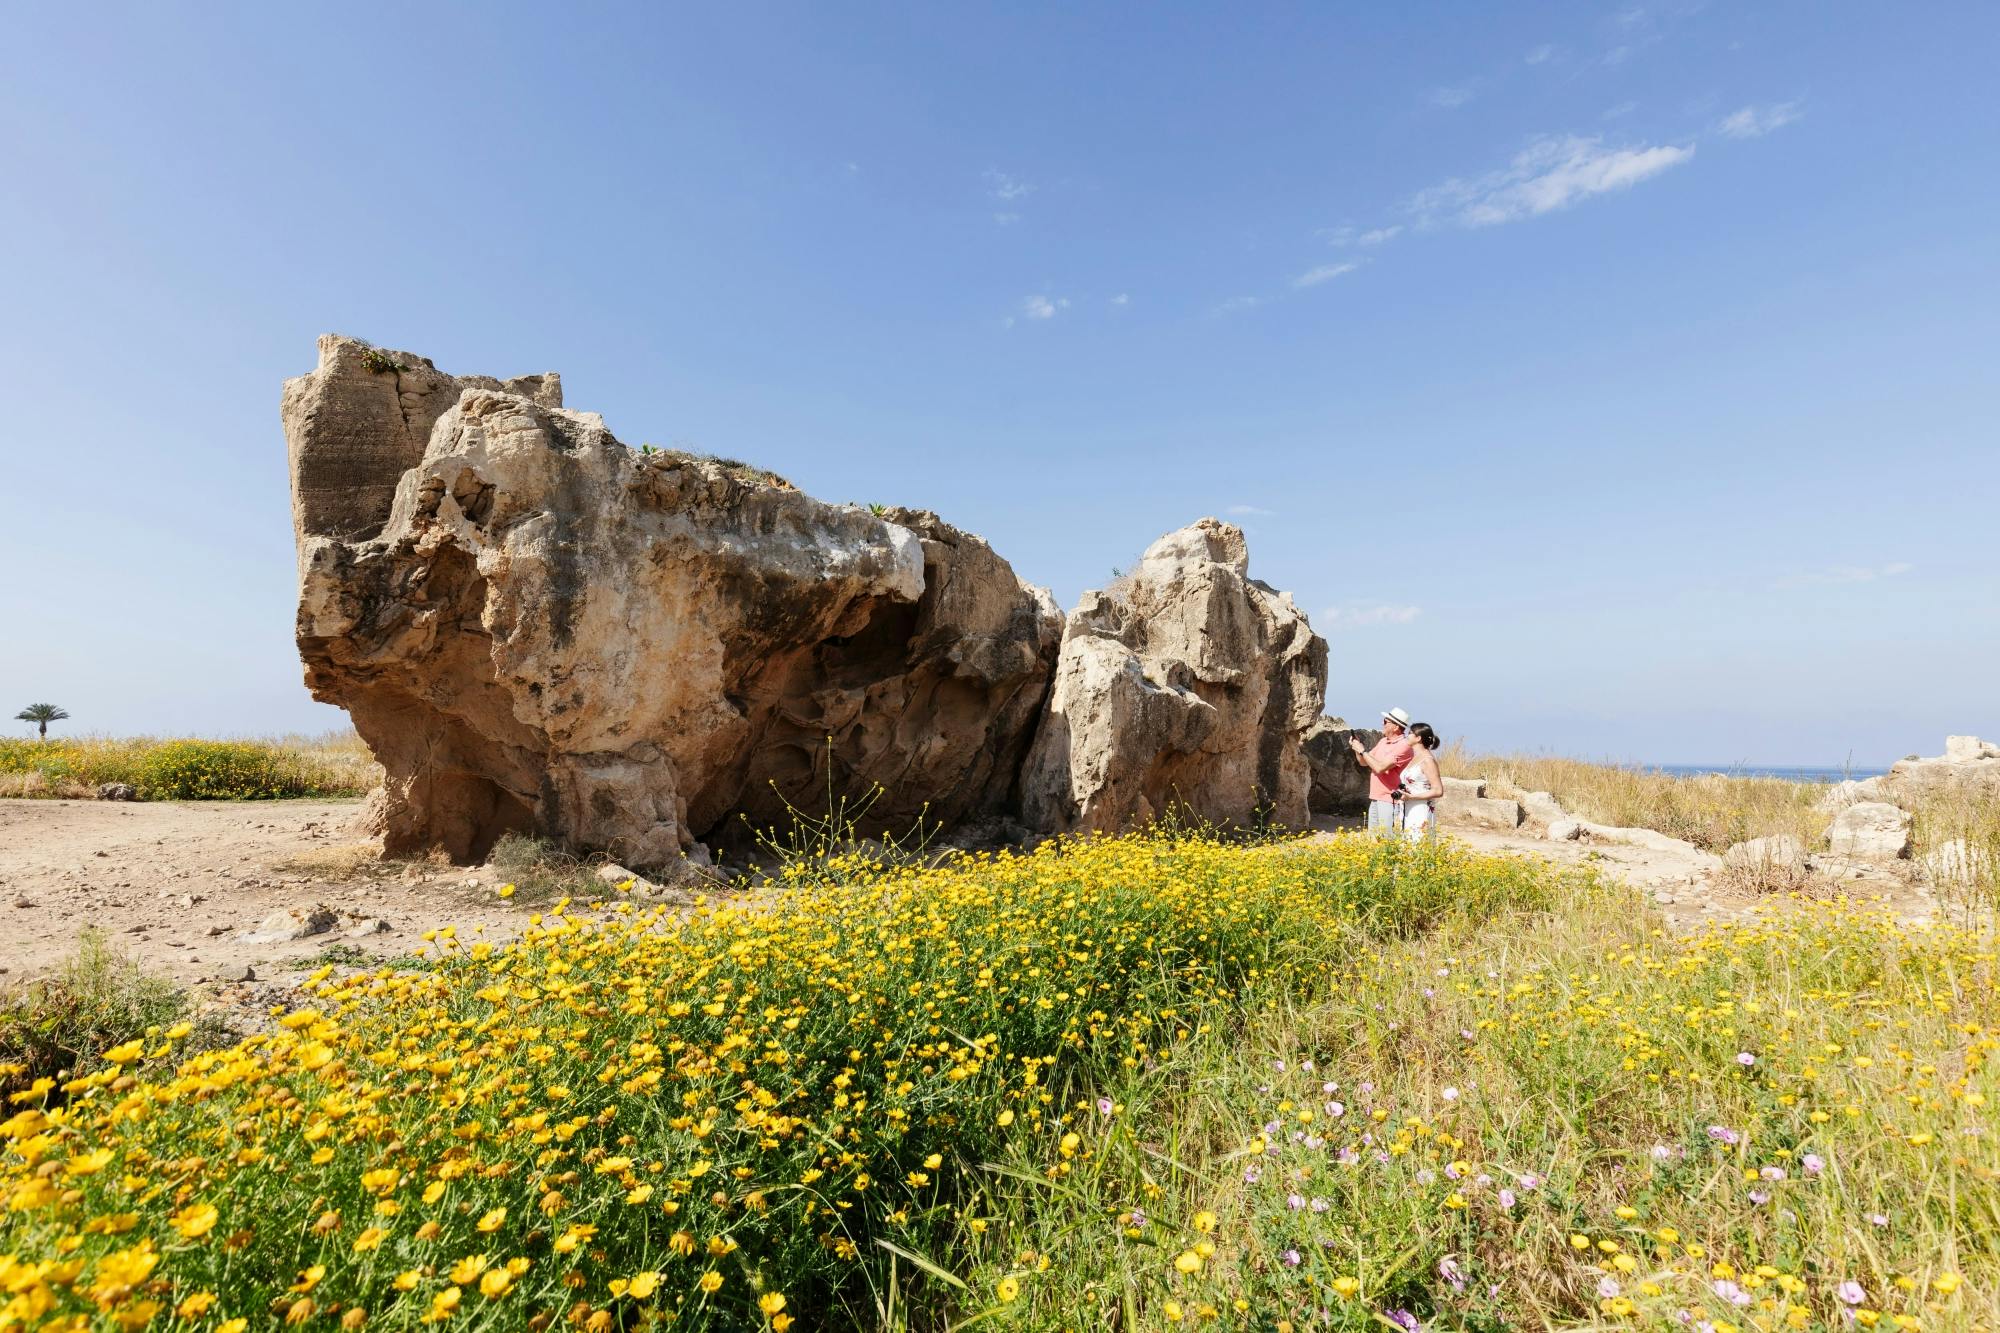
[{"left": 0, "top": 798, "right": 532, "bottom": 1014}]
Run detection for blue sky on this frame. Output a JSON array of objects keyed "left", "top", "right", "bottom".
[{"left": 2, "top": 3, "right": 1995, "bottom": 766}]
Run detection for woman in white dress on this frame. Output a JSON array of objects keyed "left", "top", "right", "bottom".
[{"left": 1399, "top": 722, "right": 1443, "bottom": 841}]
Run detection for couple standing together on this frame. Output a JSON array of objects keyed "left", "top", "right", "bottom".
[{"left": 1347, "top": 706, "right": 1442, "bottom": 840}]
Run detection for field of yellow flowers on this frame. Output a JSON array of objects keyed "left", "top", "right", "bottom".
[{"left": 2, "top": 833, "right": 1994, "bottom": 1331}]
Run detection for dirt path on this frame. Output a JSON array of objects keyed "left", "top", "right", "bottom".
[{"left": 0, "top": 798, "right": 538, "bottom": 1016}]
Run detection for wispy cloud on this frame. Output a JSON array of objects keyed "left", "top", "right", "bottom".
[
  {"left": 1319, "top": 603, "right": 1423, "bottom": 628},
  {"left": 1225, "top": 503, "right": 1274, "bottom": 517},
  {"left": 984, "top": 169, "right": 1034, "bottom": 201},
  {"left": 1718, "top": 101, "right": 1805, "bottom": 139},
  {"left": 1430, "top": 85, "right": 1476, "bottom": 110},
  {"left": 1525, "top": 43, "right": 1557, "bottom": 65},
  {"left": 1293, "top": 260, "right": 1362, "bottom": 289},
  {"left": 1602, "top": 100, "right": 1639, "bottom": 119},
  {"left": 1771, "top": 562, "right": 1913, "bottom": 591},
  {"left": 1109, "top": 293, "right": 1130, "bottom": 307},
  {"left": 1411, "top": 134, "right": 1695, "bottom": 228},
  {"left": 1021, "top": 294, "right": 1069, "bottom": 320},
  {"left": 992, "top": 212, "right": 1021, "bottom": 226},
  {"left": 1211, "top": 295, "right": 1264, "bottom": 315},
  {"left": 1320, "top": 225, "right": 1402, "bottom": 249}
]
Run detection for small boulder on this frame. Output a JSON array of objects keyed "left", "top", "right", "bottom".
[
  {"left": 1815, "top": 777, "right": 1886, "bottom": 812},
  {"left": 239, "top": 904, "right": 339, "bottom": 944},
  {"left": 1546, "top": 819, "right": 1583, "bottom": 842},
  {"left": 1943, "top": 735, "right": 2000, "bottom": 762},
  {"left": 1444, "top": 794, "right": 1523, "bottom": 830},
  {"left": 1723, "top": 834, "right": 1807, "bottom": 872},
  {"left": 1442, "top": 776, "right": 1488, "bottom": 800},
  {"left": 595, "top": 863, "right": 658, "bottom": 893},
  {"left": 96, "top": 783, "right": 138, "bottom": 802},
  {"left": 1825, "top": 802, "right": 1912, "bottom": 860},
  {"left": 345, "top": 918, "right": 393, "bottom": 938},
  {"left": 1519, "top": 790, "right": 1569, "bottom": 826}
]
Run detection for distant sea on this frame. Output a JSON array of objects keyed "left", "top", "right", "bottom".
[{"left": 1651, "top": 764, "right": 1890, "bottom": 784}]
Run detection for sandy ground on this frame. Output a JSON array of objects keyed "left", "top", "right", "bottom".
[
  {"left": 0, "top": 798, "right": 538, "bottom": 1016},
  {"left": 1, "top": 799, "right": 1939, "bottom": 1024}
]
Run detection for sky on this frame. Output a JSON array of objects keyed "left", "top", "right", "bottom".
[{"left": 1, "top": 3, "right": 1995, "bottom": 767}]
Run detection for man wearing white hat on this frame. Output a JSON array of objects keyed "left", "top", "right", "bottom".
[{"left": 1349, "top": 707, "right": 1416, "bottom": 835}]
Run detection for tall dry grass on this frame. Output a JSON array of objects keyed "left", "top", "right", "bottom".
[
  {"left": 0, "top": 729, "right": 380, "bottom": 800},
  {"left": 1439, "top": 745, "right": 1834, "bottom": 850},
  {"left": 1442, "top": 746, "right": 2000, "bottom": 911}
]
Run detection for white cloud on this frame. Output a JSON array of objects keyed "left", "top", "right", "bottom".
[
  {"left": 1225, "top": 503, "right": 1273, "bottom": 517},
  {"left": 993, "top": 212, "right": 1022, "bottom": 226},
  {"left": 1525, "top": 43, "right": 1556, "bottom": 65},
  {"left": 1430, "top": 85, "right": 1475, "bottom": 110},
  {"left": 1109, "top": 293, "right": 1130, "bottom": 307},
  {"left": 1771, "top": 562, "right": 1914, "bottom": 591},
  {"left": 1321, "top": 225, "right": 1401, "bottom": 248},
  {"left": 1718, "top": 101, "right": 1804, "bottom": 139},
  {"left": 984, "top": 169, "right": 1034, "bottom": 201},
  {"left": 1602, "top": 100, "right": 1639, "bottom": 119},
  {"left": 1021, "top": 294, "right": 1069, "bottom": 320},
  {"left": 1319, "top": 603, "right": 1423, "bottom": 628},
  {"left": 1411, "top": 134, "right": 1695, "bottom": 228},
  {"left": 1293, "top": 260, "right": 1361, "bottom": 289},
  {"left": 1212, "top": 295, "right": 1264, "bottom": 315}
]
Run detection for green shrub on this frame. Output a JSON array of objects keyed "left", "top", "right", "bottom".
[{"left": 0, "top": 930, "right": 233, "bottom": 1104}]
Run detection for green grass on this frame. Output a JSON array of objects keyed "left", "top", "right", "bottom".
[
  {"left": 0, "top": 930, "right": 235, "bottom": 1104},
  {"left": 0, "top": 731, "right": 379, "bottom": 800}
]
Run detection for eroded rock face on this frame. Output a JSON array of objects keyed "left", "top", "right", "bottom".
[
  {"left": 1303, "top": 720, "right": 1378, "bottom": 816},
  {"left": 1020, "top": 519, "right": 1328, "bottom": 834},
  {"left": 286, "top": 336, "right": 1060, "bottom": 869}
]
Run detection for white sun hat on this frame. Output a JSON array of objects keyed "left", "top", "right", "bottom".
[{"left": 1382, "top": 707, "right": 1412, "bottom": 729}]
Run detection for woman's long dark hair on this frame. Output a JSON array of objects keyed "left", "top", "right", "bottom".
[{"left": 1410, "top": 722, "right": 1440, "bottom": 751}]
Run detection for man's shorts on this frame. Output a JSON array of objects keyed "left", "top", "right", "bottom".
[{"left": 1368, "top": 799, "right": 1400, "bottom": 834}]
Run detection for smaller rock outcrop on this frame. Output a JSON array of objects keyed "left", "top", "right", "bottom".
[
  {"left": 1722, "top": 834, "right": 1807, "bottom": 872},
  {"left": 1303, "top": 721, "right": 1378, "bottom": 815},
  {"left": 1518, "top": 790, "right": 1569, "bottom": 828},
  {"left": 1825, "top": 802, "right": 1912, "bottom": 860},
  {"left": 1020, "top": 519, "right": 1328, "bottom": 834},
  {"left": 1445, "top": 792, "right": 1524, "bottom": 830}
]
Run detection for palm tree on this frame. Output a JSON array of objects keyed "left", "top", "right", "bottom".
[{"left": 15, "top": 703, "right": 69, "bottom": 741}]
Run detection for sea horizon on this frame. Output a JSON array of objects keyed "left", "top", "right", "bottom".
[{"left": 1648, "top": 763, "right": 1890, "bottom": 783}]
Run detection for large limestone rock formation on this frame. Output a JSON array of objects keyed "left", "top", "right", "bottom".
[
  {"left": 1020, "top": 520, "right": 1328, "bottom": 833},
  {"left": 285, "top": 336, "right": 1059, "bottom": 869}
]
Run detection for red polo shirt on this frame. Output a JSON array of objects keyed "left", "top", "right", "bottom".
[{"left": 1366, "top": 734, "right": 1414, "bottom": 801}]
